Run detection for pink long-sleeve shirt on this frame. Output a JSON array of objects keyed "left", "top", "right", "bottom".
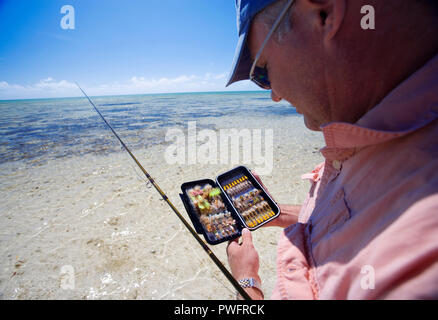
[{"left": 271, "top": 54, "right": 438, "bottom": 300}]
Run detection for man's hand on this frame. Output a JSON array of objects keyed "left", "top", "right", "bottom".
[
  {"left": 227, "top": 228, "right": 263, "bottom": 300},
  {"left": 251, "top": 171, "right": 300, "bottom": 228}
]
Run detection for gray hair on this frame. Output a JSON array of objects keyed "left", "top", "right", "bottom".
[{"left": 254, "top": 0, "right": 294, "bottom": 43}]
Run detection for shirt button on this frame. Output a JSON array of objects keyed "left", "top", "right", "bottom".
[{"left": 332, "top": 160, "right": 342, "bottom": 170}]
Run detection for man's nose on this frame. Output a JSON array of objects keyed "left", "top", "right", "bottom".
[{"left": 271, "top": 90, "right": 282, "bottom": 102}]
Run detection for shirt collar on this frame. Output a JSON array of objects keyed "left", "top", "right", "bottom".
[{"left": 320, "top": 53, "right": 438, "bottom": 162}]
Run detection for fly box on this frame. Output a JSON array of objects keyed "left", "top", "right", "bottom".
[{"left": 179, "top": 166, "right": 280, "bottom": 245}]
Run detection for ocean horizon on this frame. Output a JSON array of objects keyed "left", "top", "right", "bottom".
[{"left": 0, "top": 90, "right": 266, "bottom": 103}]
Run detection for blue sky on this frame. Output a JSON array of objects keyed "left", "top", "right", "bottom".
[{"left": 0, "top": 0, "right": 259, "bottom": 99}]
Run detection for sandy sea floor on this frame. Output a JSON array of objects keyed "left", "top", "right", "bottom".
[{"left": 0, "top": 115, "right": 324, "bottom": 300}]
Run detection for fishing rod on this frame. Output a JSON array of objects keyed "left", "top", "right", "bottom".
[{"left": 76, "top": 83, "right": 252, "bottom": 301}]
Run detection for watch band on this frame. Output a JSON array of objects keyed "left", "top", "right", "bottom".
[
  {"left": 238, "top": 278, "right": 262, "bottom": 290},
  {"left": 236, "top": 278, "right": 264, "bottom": 300}
]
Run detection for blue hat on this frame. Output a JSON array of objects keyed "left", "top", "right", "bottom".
[{"left": 226, "top": 0, "right": 278, "bottom": 87}]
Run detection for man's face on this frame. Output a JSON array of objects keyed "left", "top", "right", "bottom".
[{"left": 248, "top": 12, "right": 331, "bottom": 131}]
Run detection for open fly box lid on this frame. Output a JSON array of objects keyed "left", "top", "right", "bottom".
[
  {"left": 216, "top": 166, "right": 280, "bottom": 231},
  {"left": 180, "top": 179, "right": 242, "bottom": 245}
]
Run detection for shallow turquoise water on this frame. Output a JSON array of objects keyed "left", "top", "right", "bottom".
[{"left": 0, "top": 91, "right": 298, "bottom": 165}]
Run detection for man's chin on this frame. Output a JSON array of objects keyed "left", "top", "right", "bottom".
[{"left": 303, "top": 115, "right": 323, "bottom": 132}]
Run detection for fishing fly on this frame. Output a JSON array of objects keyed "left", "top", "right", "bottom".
[{"left": 76, "top": 83, "right": 252, "bottom": 301}]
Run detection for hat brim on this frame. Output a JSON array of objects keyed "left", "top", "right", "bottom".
[{"left": 226, "top": 30, "right": 252, "bottom": 87}]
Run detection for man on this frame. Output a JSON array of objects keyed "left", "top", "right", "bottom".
[{"left": 226, "top": 0, "right": 438, "bottom": 299}]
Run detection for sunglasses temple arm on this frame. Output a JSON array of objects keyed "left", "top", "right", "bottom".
[{"left": 250, "top": 0, "right": 294, "bottom": 77}]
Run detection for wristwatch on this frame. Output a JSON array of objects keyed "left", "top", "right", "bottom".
[{"left": 236, "top": 278, "right": 263, "bottom": 299}]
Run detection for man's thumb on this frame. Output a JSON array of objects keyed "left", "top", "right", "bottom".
[{"left": 241, "top": 228, "right": 253, "bottom": 246}]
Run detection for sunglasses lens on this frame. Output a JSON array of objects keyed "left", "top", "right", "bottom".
[{"left": 251, "top": 66, "right": 271, "bottom": 90}]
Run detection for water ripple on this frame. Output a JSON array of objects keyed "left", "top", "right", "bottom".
[{"left": 0, "top": 92, "right": 298, "bottom": 165}]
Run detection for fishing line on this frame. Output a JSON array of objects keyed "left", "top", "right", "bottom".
[
  {"left": 130, "top": 164, "right": 152, "bottom": 189},
  {"left": 76, "top": 83, "right": 252, "bottom": 301}
]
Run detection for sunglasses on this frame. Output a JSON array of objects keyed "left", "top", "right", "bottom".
[{"left": 249, "top": 0, "right": 295, "bottom": 90}]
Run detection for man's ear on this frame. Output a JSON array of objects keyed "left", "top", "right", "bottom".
[{"left": 305, "top": 0, "right": 346, "bottom": 41}]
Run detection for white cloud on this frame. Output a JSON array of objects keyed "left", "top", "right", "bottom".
[
  {"left": 0, "top": 78, "right": 77, "bottom": 100},
  {"left": 0, "top": 73, "right": 258, "bottom": 100},
  {"left": 0, "top": 81, "right": 9, "bottom": 89}
]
